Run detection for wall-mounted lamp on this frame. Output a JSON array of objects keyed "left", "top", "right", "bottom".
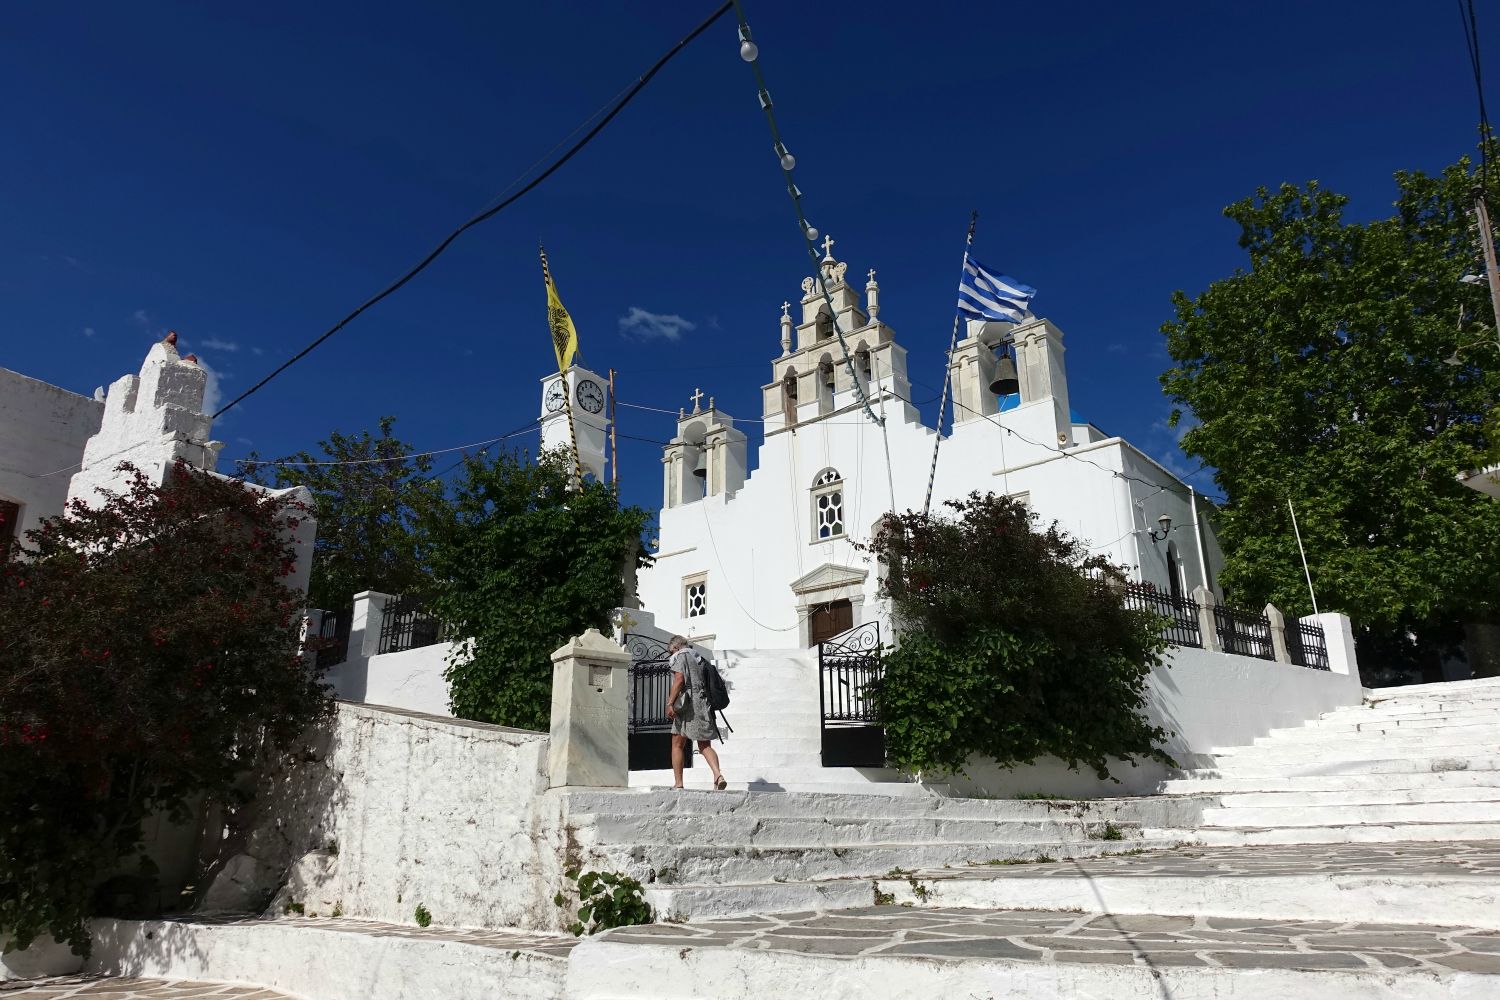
[{"left": 1147, "top": 513, "right": 1172, "bottom": 544}]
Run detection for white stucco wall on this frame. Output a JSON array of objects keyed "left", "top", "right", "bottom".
[
  {"left": 230, "top": 702, "right": 569, "bottom": 931},
  {"left": 944, "top": 644, "right": 1366, "bottom": 798},
  {"left": 362, "top": 642, "right": 458, "bottom": 718},
  {"left": 0, "top": 368, "right": 103, "bottom": 542}
]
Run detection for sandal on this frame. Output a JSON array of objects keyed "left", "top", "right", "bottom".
[{"left": 714, "top": 775, "right": 727, "bottom": 791}]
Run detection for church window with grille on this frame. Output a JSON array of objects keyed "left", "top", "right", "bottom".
[
  {"left": 812, "top": 469, "right": 845, "bottom": 540},
  {"left": 684, "top": 574, "right": 708, "bottom": 618}
]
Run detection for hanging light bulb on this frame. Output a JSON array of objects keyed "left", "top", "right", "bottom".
[
  {"left": 805, "top": 224, "right": 819, "bottom": 242},
  {"left": 774, "top": 142, "right": 796, "bottom": 171},
  {"left": 738, "top": 25, "right": 758, "bottom": 62}
]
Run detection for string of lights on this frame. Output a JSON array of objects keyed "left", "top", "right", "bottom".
[{"left": 731, "top": 2, "right": 884, "bottom": 430}]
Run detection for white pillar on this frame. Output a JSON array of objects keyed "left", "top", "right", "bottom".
[
  {"left": 548, "top": 628, "right": 631, "bottom": 789},
  {"left": 1306, "top": 612, "right": 1359, "bottom": 678},
  {"left": 1193, "top": 585, "right": 1221, "bottom": 653},
  {"left": 1265, "top": 603, "right": 1290, "bottom": 664}
]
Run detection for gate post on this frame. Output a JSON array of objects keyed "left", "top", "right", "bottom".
[
  {"left": 549, "top": 628, "right": 631, "bottom": 789},
  {"left": 1192, "top": 585, "right": 1221, "bottom": 653}
]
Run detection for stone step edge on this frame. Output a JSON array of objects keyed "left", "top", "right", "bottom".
[
  {"left": 569, "top": 934, "right": 1496, "bottom": 1000},
  {"left": 86, "top": 917, "right": 571, "bottom": 1000}
]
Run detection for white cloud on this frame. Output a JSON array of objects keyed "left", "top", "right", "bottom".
[
  {"left": 251, "top": 346, "right": 265, "bottom": 356},
  {"left": 619, "top": 307, "right": 696, "bottom": 342},
  {"left": 197, "top": 357, "right": 225, "bottom": 415},
  {"left": 1107, "top": 342, "right": 1128, "bottom": 354},
  {"left": 83, "top": 327, "right": 95, "bottom": 337},
  {"left": 201, "top": 337, "right": 240, "bottom": 352},
  {"left": 131, "top": 308, "right": 152, "bottom": 328}
]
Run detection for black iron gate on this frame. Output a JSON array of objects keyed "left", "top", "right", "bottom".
[
  {"left": 818, "top": 621, "right": 885, "bottom": 767},
  {"left": 623, "top": 633, "right": 691, "bottom": 771}
]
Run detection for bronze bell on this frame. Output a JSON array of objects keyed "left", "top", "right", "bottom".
[
  {"left": 692, "top": 450, "right": 708, "bottom": 478},
  {"left": 989, "top": 353, "right": 1020, "bottom": 396}
]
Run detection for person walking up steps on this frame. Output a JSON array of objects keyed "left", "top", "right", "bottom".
[{"left": 665, "top": 635, "right": 726, "bottom": 790}]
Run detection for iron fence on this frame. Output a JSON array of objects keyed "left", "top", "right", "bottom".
[
  {"left": 1214, "top": 604, "right": 1274, "bottom": 661},
  {"left": 622, "top": 633, "right": 674, "bottom": 733},
  {"left": 315, "top": 606, "right": 352, "bottom": 668},
  {"left": 1287, "top": 620, "right": 1331, "bottom": 670},
  {"left": 1121, "top": 583, "right": 1201, "bottom": 648},
  {"left": 377, "top": 594, "right": 445, "bottom": 655},
  {"left": 818, "top": 621, "right": 885, "bottom": 767}
]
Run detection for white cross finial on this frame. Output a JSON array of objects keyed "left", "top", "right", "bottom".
[
  {"left": 820, "top": 234, "right": 836, "bottom": 259},
  {"left": 781, "top": 300, "right": 791, "bottom": 318},
  {"left": 867, "top": 268, "right": 877, "bottom": 284},
  {"left": 689, "top": 387, "right": 704, "bottom": 413}
]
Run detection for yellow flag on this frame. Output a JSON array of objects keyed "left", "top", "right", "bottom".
[{"left": 540, "top": 246, "right": 579, "bottom": 372}]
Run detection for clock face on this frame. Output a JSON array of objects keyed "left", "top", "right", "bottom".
[
  {"left": 544, "top": 379, "right": 567, "bottom": 413},
  {"left": 576, "top": 378, "right": 605, "bottom": 414}
]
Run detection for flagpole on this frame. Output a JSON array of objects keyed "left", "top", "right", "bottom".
[
  {"left": 539, "top": 246, "right": 586, "bottom": 491},
  {"left": 608, "top": 367, "right": 619, "bottom": 488},
  {"left": 922, "top": 210, "right": 978, "bottom": 517}
]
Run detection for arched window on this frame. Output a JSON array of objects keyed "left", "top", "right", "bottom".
[
  {"left": 1166, "top": 543, "right": 1183, "bottom": 603},
  {"left": 812, "top": 468, "right": 844, "bottom": 540}
]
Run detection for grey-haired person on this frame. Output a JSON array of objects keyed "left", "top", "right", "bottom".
[{"left": 664, "top": 635, "right": 726, "bottom": 790}]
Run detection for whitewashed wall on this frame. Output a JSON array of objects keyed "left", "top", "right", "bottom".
[
  {"left": 0, "top": 368, "right": 103, "bottom": 541},
  {"left": 226, "top": 702, "right": 569, "bottom": 931},
  {"left": 944, "top": 643, "right": 1366, "bottom": 798}
]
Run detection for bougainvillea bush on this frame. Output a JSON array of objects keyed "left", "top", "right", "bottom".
[
  {"left": 865, "top": 492, "right": 1173, "bottom": 780},
  {"left": 0, "top": 463, "right": 330, "bottom": 956}
]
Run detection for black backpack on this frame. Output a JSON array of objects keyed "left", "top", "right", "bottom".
[{"left": 695, "top": 651, "right": 731, "bottom": 711}]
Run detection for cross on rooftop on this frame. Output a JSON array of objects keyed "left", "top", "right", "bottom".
[
  {"left": 868, "top": 268, "right": 877, "bottom": 283},
  {"left": 820, "top": 234, "right": 836, "bottom": 259},
  {"left": 689, "top": 387, "right": 704, "bottom": 412},
  {"left": 781, "top": 301, "right": 790, "bottom": 317}
]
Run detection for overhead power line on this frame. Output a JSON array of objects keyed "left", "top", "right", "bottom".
[{"left": 212, "top": 1, "right": 735, "bottom": 420}]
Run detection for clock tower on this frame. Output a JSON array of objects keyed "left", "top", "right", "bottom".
[{"left": 539, "top": 365, "right": 609, "bottom": 481}]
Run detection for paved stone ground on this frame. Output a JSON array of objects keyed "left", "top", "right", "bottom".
[
  {"left": 601, "top": 906, "right": 1500, "bottom": 973},
  {"left": 0, "top": 978, "right": 293, "bottom": 998},
  {"left": 905, "top": 839, "right": 1500, "bottom": 881}
]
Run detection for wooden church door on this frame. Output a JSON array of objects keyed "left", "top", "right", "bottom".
[{"left": 808, "top": 599, "right": 853, "bottom": 646}]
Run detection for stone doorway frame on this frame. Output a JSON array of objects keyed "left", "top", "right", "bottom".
[{"left": 790, "top": 563, "right": 868, "bottom": 648}]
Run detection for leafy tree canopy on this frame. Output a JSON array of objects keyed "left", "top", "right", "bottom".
[
  {"left": 866, "top": 493, "right": 1172, "bottom": 779},
  {"left": 1161, "top": 144, "right": 1500, "bottom": 677},
  {"left": 246, "top": 416, "right": 444, "bottom": 612},
  {"left": 426, "top": 450, "right": 652, "bottom": 730},
  {"left": 0, "top": 464, "right": 330, "bottom": 955}
]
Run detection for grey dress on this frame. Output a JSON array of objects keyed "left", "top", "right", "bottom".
[{"left": 669, "top": 649, "right": 720, "bottom": 742}]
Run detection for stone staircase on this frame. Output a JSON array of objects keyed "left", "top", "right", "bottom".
[
  {"left": 1165, "top": 676, "right": 1500, "bottom": 845},
  {"left": 564, "top": 787, "right": 1206, "bottom": 919}
]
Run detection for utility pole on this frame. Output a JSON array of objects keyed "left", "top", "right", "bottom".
[
  {"left": 608, "top": 367, "right": 619, "bottom": 487},
  {"left": 1473, "top": 190, "right": 1500, "bottom": 352}
]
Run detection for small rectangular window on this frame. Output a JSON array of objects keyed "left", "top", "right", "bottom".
[{"left": 684, "top": 574, "right": 708, "bottom": 618}]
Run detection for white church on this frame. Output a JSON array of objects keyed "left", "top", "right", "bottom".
[{"left": 543, "top": 237, "right": 1226, "bottom": 651}]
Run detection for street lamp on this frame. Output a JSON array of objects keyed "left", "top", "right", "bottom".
[{"left": 1147, "top": 513, "right": 1172, "bottom": 544}]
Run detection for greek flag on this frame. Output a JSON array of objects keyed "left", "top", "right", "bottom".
[{"left": 957, "top": 256, "right": 1036, "bottom": 323}]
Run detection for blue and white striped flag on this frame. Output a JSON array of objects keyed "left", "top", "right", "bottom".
[{"left": 957, "top": 256, "right": 1036, "bottom": 323}]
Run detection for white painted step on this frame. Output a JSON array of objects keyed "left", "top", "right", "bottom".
[
  {"left": 1214, "top": 736, "right": 1500, "bottom": 760},
  {"left": 1201, "top": 800, "right": 1500, "bottom": 826},
  {"left": 576, "top": 813, "right": 1148, "bottom": 848},
  {"left": 1213, "top": 786, "right": 1500, "bottom": 807},
  {"left": 1191, "top": 821, "right": 1500, "bottom": 845},
  {"left": 566, "top": 788, "right": 1212, "bottom": 826},
  {"left": 1288, "top": 709, "right": 1500, "bottom": 732},
  {"left": 1366, "top": 676, "right": 1500, "bottom": 700},
  {"left": 601, "top": 836, "right": 1187, "bottom": 885},
  {"left": 1161, "top": 770, "right": 1500, "bottom": 794},
  {"left": 1189, "top": 753, "right": 1500, "bottom": 778}
]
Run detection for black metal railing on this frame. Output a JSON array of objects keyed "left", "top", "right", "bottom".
[
  {"left": 818, "top": 621, "right": 885, "bottom": 767},
  {"left": 1287, "top": 620, "right": 1331, "bottom": 670},
  {"left": 1121, "top": 583, "right": 1201, "bottom": 648},
  {"left": 315, "top": 606, "right": 352, "bottom": 668},
  {"left": 1214, "top": 604, "right": 1274, "bottom": 661},
  {"left": 622, "top": 633, "right": 674, "bottom": 734},
  {"left": 377, "top": 594, "right": 445, "bottom": 655}
]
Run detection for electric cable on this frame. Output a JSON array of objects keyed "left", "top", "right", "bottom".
[
  {"left": 211, "top": 1, "right": 735, "bottom": 420},
  {"left": 1459, "top": 0, "right": 1493, "bottom": 194}
]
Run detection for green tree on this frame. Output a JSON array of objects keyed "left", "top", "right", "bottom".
[
  {"left": 426, "top": 450, "right": 652, "bottom": 730},
  {"left": 866, "top": 493, "right": 1172, "bottom": 779},
  {"left": 0, "top": 464, "right": 330, "bottom": 956},
  {"left": 1161, "top": 146, "right": 1500, "bottom": 682},
  {"left": 246, "top": 416, "right": 444, "bottom": 611}
]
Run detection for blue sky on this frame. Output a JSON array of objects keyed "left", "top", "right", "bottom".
[{"left": 3, "top": 2, "right": 1490, "bottom": 515}]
